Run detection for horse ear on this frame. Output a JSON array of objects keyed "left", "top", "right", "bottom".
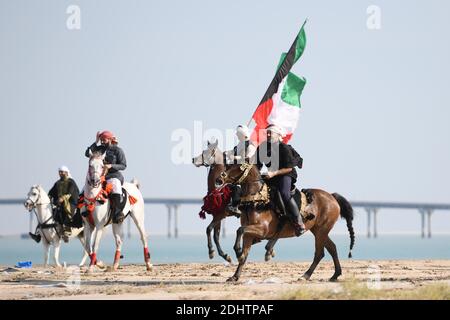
[{"left": 211, "top": 138, "right": 218, "bottom": 148}]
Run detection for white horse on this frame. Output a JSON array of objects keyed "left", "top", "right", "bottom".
[
  {"left": 81, "top": 152, "right": 152, "bottom": 272},
  {"left": 24, "top": 185, "right": 89, "bottom": 267}
]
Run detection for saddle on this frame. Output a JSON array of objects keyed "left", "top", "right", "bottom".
[
  {"left": 238, "top": 183, "right": 315, "bottom": 221},
  {"left": 77, "top": 183, "right": 138, "bottom": 226}
]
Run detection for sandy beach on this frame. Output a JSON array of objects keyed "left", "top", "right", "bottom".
[{"left": 1, "top": 260, "right": 449, "bottom": 300}]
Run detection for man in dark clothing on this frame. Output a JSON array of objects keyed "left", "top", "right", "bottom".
[
  {"left": 29, "top": 166, "right": 80, "bottom": 243},
  {"left": 48, "top": 166, "right": 79, "bottom": 242},
  {"left": 255, "top": 124, "right": 305, "bottom": 236},
  {"left": 85, "top": 130, "right": 127, "bottom": 223}
]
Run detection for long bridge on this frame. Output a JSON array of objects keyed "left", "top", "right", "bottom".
[{"left": 1, "top": 198, "right": 449, "bottom": 239}]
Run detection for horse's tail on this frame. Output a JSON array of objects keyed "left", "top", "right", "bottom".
[{"left": 332, "top": 193, "right": 355, "bottom": 258}]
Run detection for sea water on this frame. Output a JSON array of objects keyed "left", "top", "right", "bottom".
[{"left": 0, "top": 234, "right": 449, "bottom": 266}]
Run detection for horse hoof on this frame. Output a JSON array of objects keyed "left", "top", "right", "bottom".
[
  {"left": 299, "top": 274, "right": 311, "bottom": 281},
  {"left": 96, "top": 261, "right": 106, "bottom": 269},
  {"left": 329, "top": 274, "right": 341, "bottom": 282},
  {"left": 146, "top": 263, "right": 153, "bottom": 271},
  {"left": 264, "top": 254, "right": 272, "bottom": 262},
  {"left": 208, "top": 251, "right": 215, "bottom": 259},
  {"left": 226, "top": 276, "right": 238, "bottom": 283},
  {"left": 225, "top": 255, "right": 232, "bottom": 263},
  {"left": 271, "top": 250, "right": 276, "bottom": 258}
]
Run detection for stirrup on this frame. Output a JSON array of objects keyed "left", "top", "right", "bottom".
[{"left": 29, "top": 232, "right": 41, "bottom": 243}]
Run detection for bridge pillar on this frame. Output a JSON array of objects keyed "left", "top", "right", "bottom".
[
  {"left": 166, "top": 205, "right": 172, "bottom": 238},
  {"left": 373, "top": 208, "right": 378, "bottom": 238},
  {"left": 427, "top": 210, "right": 433, "bottom": 238},
  {"left": 174, "top": 205, "right": 179, "bottom": 238},
  {"left": 419, "top": 209, "right": 425, "bottom": 238},
  {"left": 29, "top": 214, "right": 33, "bottom": 234},
  {"left": 365, "top": 208, "right": 372, "bottom": 238}
]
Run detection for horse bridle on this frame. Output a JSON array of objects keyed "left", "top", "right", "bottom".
[
  {"left": 221, "top": 162, "right": 254, "bottom": 185},
  {"left": 26, "top": 188, "right": 59, "bottom": 244},
  {"left": 87, "top": 160, "right": 108, "bottom": 188},
  {"left": 201, "top": 146, "right": 217, "bottom": 167}
]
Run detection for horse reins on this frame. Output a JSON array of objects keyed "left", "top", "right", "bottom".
[{"left": 27, "top": 191, "right": 60, "bottom": 244}]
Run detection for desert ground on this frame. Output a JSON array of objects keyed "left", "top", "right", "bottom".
[{"left": 1, "top": 260, "right": 449, "bottom": 300}]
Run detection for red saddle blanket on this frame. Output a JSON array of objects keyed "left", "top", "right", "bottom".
[{"left": 77, "top": 183, "right": 138, "bottom": 225}]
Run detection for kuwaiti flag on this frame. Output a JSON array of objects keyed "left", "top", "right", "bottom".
[{"left": 250, "top": 21, "right": 307, "bottom": 144}]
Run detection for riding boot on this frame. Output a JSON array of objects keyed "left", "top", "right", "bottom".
[
  {"left": 29, "top": 232, "right": 41, "bottom": 243},
  {"left": 226, "top": 184, "right": 242, "bottom": 216},
  {"left": 285, "top": 197, "right": 306, "bottom": 236},
  {"left": 110, "top": 194, "right": 125, "bottom": 224}
]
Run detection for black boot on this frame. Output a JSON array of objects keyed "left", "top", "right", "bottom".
[
  {"left": 110, "top": 194, "right": 124, "bottom": 224},
  {"left": 285, "top": 197, "right": 306, "bottom": 236},
  {"left": 227, "top": 185, "right": 242, "bottom": 216},
  {"left": 29, "top": 232, "right": 41, "bottom": 243}
]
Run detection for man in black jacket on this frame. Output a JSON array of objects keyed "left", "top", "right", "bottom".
[
  {"left": 85, "top": 131, "right": 127, "bottom": 223},
  {"left": 255, "top": 124, "right": 305, "bottom": 236}
]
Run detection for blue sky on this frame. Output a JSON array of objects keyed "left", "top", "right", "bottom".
[{"left": 0, "top": 0, "right": 449, "bottom": 235}]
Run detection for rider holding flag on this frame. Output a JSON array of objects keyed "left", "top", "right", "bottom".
[{"left": 85, "top": 131, "right": 127, "bottom": 224}]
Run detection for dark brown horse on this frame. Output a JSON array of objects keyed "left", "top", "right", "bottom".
[
  {"left": 192, "top": 140, "right": 234, "bottom": 263},
  {"left": 219, "top": 163, "right": 355, "bottom": 282},
  {"left": 192, "top": 140, "right": 276, "bottom": 263}
]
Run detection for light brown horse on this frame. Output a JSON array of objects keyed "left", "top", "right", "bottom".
[
  {"left": 219, "top": 163, "right": 355, "bottom": 282},
  {"left": 192, "top": 140, "right": 276, "bottom": 263}
]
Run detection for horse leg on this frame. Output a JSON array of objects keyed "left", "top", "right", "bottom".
[
  {"left": 43, "top": 242, "right": 50, "bottom": 268},
  {"left": 227, "top": 234, "right": 254, "bottom": 282},
  {"left": 301, "top": 231, "right": 326, "bottom": 280},
  {"left": 53, "top": 239, "right": 62, "bottom": 268},
  {"left": 233, "top": 226, "right": 245, "bottom": 259},
  {"left": 324, "top": 236, "right": 342, "bottom": 281},
  {"left": 264, "top": 218, "right": 288, "bottom": 261},
  {"left": 112, "top": 223, "right": 123, "bottom": 271},
  {"left": 88, "top": 226, "right": 103, "bottom": 272},
  {"left": 131, "top": 212, "right": 152, "bottom": 271},
  {"left": 206, "top": 219, "right": 216, "bottom": 259},
  {"left": 264, "top": 239, "right": 278, "bottom": 261},
  {"left": 213, "top": 222, "right": 232, "bottom": 263},
  {"left": 77, "top": 233, "right": 89, "bottom": 267}
]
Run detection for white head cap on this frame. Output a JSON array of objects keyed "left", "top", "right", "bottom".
[
  {"left": 266, "top": 124, "right": 285, "bottom": 142},
  {"left": 236, "top": 125, "right": 250, "bottom": 140},
  {"left": 58, "top": 165, "right": 71, "bottom": 177},
  {"left": 266, "top": 124, "right": 285, "bottom": 136}
]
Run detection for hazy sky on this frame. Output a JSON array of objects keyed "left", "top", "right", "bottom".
[{"left": 1, "top": 0, "right": 449, "bottom": 235}]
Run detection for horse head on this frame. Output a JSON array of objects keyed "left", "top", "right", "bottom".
[
  {"left": 192, "top": 138, "right": 222, "bottom": 167},
  {"left": 24, "top": 185, "right": 50, "bottom": 211},
  {"left": 87, "top": 151, "right": 106, "bottom": 187}
]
